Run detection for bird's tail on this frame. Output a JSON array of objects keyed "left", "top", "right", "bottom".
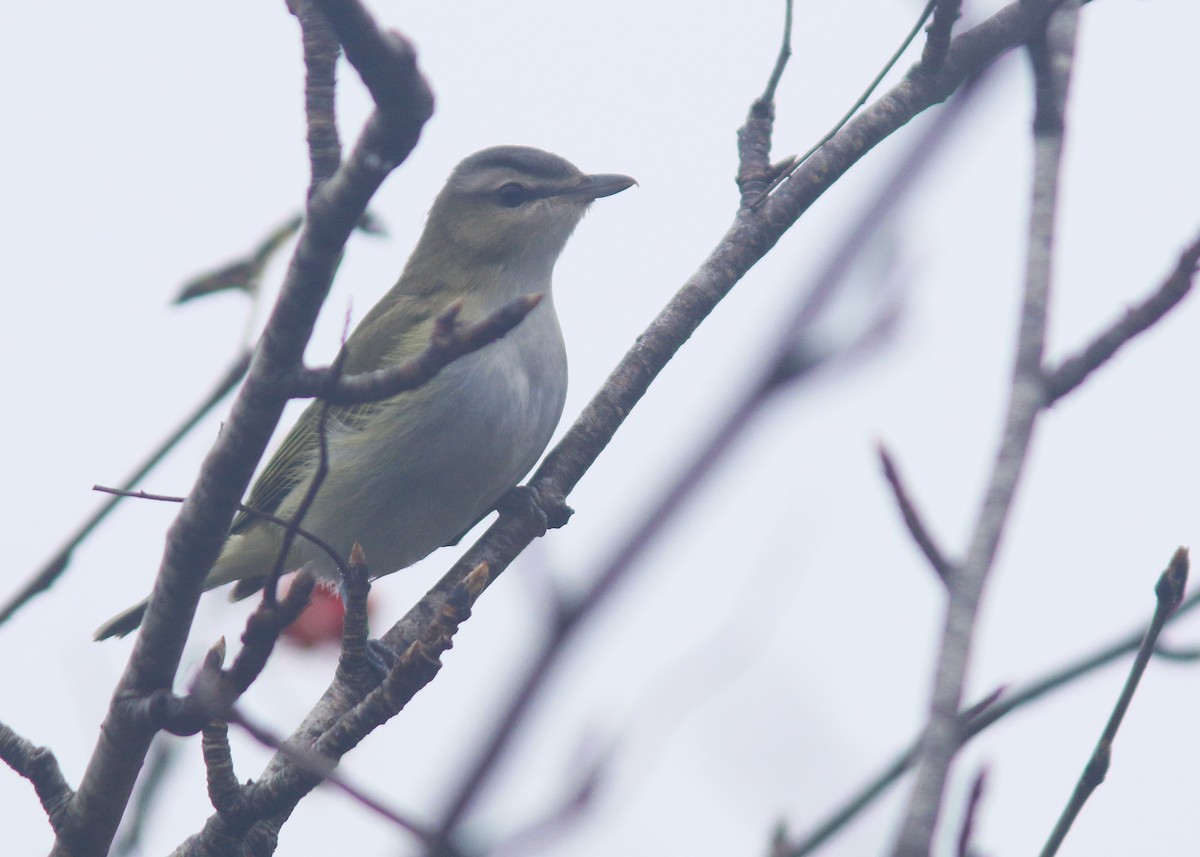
[{"left": 92, "top": 599, "right": 149, "bottom": 641}]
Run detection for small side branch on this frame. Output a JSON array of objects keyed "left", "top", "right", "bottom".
[
  {"left": 1044, "top": 234, "right": 1200, "bottom": 403},
  {"left": 747, "top": 1, "right": 939, "bottom": 207},
  {"left": 290, "top": 294, "right": 542, "bottom": 404},
  {"left": 918, "top": 0, "right": 963, "bottom": 74},
  {"left": 736, "top": 0, "right": 794, "bottom": 205},
  {"left": 879, "top": 444, "right": 954, "bottom": 586}
]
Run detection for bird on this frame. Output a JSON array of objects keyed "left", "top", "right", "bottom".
[{"left": 94, "top": 145, "right": 635, "bottom": 640}]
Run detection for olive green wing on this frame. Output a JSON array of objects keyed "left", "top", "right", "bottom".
[{"left": 231, "top": 291, "right": 445, "bottom": 533}]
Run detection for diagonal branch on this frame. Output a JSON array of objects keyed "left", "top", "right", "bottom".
[{"left": 1039, "top": 548, "right": 1189, "bottom": 856}]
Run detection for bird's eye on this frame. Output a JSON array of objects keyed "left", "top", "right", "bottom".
[{"left": 497, "top": 182, "right": 529, "bottom": 208}]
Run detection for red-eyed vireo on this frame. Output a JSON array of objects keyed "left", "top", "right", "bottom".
[{"left": 95, "top": 146, "right": 635, "bottom": 640}]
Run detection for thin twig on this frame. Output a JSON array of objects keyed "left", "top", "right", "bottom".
[
  {"left": 92, "top": 486, "right": 349, "bottom": 581},
  {"left": 760, "top": 0, "right": 794, "bottom": 106},
  {"left": 1039, "top": 548, "right": 1189, "bottom": 856},
  {"left": 0, "top": 350, "right": 251, "bottom": 626},
  {"left": 750, "top": 0, "right": 938, "bottom": 206},
  {"left": 263, "top": 359, "right": 341, "bottom": 607},
  {"left": 782, "top": 549, "right": 1200, "bottom": 856},
  {"left": 879, "top": 444, "right": 955, "bottom": 585},
  {"left": 955, "top": 767, "right": 987, "bottom": 857},
  {"left": 736, "top": 0, "right": 794, "bottom": 205},
  {"left": 333, "top": 544, "right": 375, "bottom": 691}
]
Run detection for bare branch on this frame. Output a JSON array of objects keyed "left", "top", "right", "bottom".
[
  {"left": 1039, "top": 548, "right": 1189, "bottom": 856},
  {"left": 201, "top": 722, "right": 243, "bottom": 817},
  {"left": 890, "top": 6, "right": 1082, "bottom": 855}
]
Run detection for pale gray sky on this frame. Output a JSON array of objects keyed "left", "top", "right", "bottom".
[{"left": 3, "top": 2, "right": 1199, "bottom": 855}]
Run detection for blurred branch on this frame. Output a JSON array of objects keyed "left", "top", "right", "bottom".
[
  {"left": 1039, "top": 548, "right": 1188, "bottom": 856},
  {"left": 780, "top": 547, "right": 1200, "bottom": 856},
  {"left": 173, "top": 216, "right": 303, "bottom": 304},
  {"left": 111, "top": 737, "right": 178, "bottom": 857},
  {"left": 0, "top": 349, "right": 251, "bottom": 627},
  {"left": 890, "top": 6, "right": 1081, "bottom": 855},
  {"left": 955, "top": 768, "right": 987, "bottom": 857}
]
